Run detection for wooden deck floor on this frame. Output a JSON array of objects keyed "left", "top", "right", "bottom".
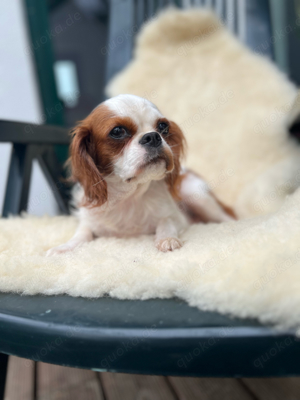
[{"left": 4, "top": 356, "right": 300, "bottom": 400}]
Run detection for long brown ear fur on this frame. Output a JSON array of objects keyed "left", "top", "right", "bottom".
[
  {"left": 70, "top": 124, "right": 107, "bottom": 207},
  {"left": 165, "top": 121, "right": 186, "bottom": 200}
]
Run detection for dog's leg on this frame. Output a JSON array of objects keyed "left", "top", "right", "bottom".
[
  {"left": 179, "top": 170, "right": 236, "bottom": 223},
  {"left": 46, "top": 224, "right": 93, "bottom": 256},
  {"left": 155, "top": 218, "right": 183, "bottom": 252}
]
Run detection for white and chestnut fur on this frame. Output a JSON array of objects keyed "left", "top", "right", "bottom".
[{"left": 47, "top": 94, "right": 234, "bottom": 256}]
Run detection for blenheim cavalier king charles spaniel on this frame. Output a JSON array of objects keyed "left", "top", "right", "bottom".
[{"left": 47, "top": 94, "right": 235, "bottom": 256}]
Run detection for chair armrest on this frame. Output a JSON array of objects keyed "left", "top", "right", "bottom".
[
  {"left": 0, "top": 120, "right": 70, "bottom": 145},
  {"left": 1, "top": 120, "right": 71, "bottom": 216}
]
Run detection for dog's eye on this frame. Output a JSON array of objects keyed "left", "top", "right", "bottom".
[
  {"left": 157, "top": 122, "right": 169, "bottom": 135},
  {"left": 109, "top": 126, "right": 128, "bottom": 139}
]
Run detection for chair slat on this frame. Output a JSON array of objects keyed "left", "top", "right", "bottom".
[
  {"left": 193, "top": 0, "right": 202, "bottom": 6},
  {"left": 156, "top": 0, "right": 165, "bottom": 11},
  {"left": 136, "top": 0, "right": 145, "bottom": 29},
  {"left": 237, "top": 0, "right": 246, "bottom": 42},
  {"left": 147, "top": 0, "right": 155, "bottom": 18},
  {"left": 204, "top": 0, "right": 213, "bottom": 8},
  {"left": 226, "top": 0, "right": 235, "bottom": 32},
  {"left": 106, "top": 0, "right": 271, "bottom": 82},
  {"left": 215, "top": 0, "right": 224, "bottom": 19},
  {"left": 182, "top": 0, "right": 192, "bottom": 8},
  {"left": 106, "top": 0, "right": 135, "bottom": 83}
]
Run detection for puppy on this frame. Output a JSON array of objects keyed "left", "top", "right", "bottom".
[{"left": 47, "top": 94, "right": 234, "bottom": 256}]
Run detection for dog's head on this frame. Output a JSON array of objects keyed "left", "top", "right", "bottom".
[{"left": 70, "top": 94, "right": 186, "bottom": 207}]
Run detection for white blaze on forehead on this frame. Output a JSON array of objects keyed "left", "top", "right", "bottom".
[{"left": 104, "top": 94, "right": 163, "bottom": 132}]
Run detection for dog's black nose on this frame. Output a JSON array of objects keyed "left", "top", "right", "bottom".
[{"left": 139, "top": 132, "right": 162, "bottom": 148}]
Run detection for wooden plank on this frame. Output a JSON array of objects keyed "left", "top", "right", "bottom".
[
  {"left": 168, "top": 377, "right": 254, "bottom": 400},
  {"left": 37, "top": 362, "right": 104, "bottom": 400},
  {"left": 100, "top": 372, "right": 176, "bottom": 400},
  {"left": 4, "top": 356, "right": 34, "bottom": 400},
  {"left": 242, "top": 378, "right": 300, "bottom": 400}
]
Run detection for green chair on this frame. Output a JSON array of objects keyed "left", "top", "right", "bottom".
[{"left": 1, "top": 2, "right": 297, "bottom": 400}]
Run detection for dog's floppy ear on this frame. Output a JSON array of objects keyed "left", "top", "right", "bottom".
[
  {"left": 165, "top": 121, "right": 186, "bottom": 200},
  {"left": 70, "top": 123, "right": 107, "bottom": 207}
]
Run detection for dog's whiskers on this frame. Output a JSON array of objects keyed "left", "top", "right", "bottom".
[{"left": 92, "top": 171, "right": 114, "bottom": 186}]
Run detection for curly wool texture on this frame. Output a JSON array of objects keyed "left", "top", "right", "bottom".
[
  {"left": 106, "top": 8, "right": 300, "bottom": 218},
  {"left": 2, "top": 189, "right": 300, "bottom": 329}
]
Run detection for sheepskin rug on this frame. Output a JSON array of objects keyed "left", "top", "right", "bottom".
[
  {"left": 107, "top": 8, "right": 300, "bottom": 218},
  {"left": 1, "top": 8, "right": 300, "bottom": 330},
  {"left": 2, "top": 189, "right": 300, "bottom": 330}
]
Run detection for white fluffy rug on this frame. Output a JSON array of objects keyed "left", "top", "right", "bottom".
[
  {"left": 1, "top": 8, "right": 300, "bottom": 330},
  {"left": 107, "top": 8, "right": 300, "bottom": 218},
  {"left": 1, "top": 189, "right": 300, "bottom": 330}
]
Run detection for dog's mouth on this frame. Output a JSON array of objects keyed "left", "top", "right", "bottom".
[{"left": 126, "top": 151, "right": 174, "bottom": 182}]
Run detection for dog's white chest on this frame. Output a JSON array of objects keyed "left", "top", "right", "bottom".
[{"left": 78, "top": 180, "right": 182, "bottom": 237}]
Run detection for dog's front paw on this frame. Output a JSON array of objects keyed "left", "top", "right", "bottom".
[
  {"left": 46, "top": 244, "right": 73, "bottom": 257},
  {"left": 156, "top": 237, "right": 183, "bottom": 252}
]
